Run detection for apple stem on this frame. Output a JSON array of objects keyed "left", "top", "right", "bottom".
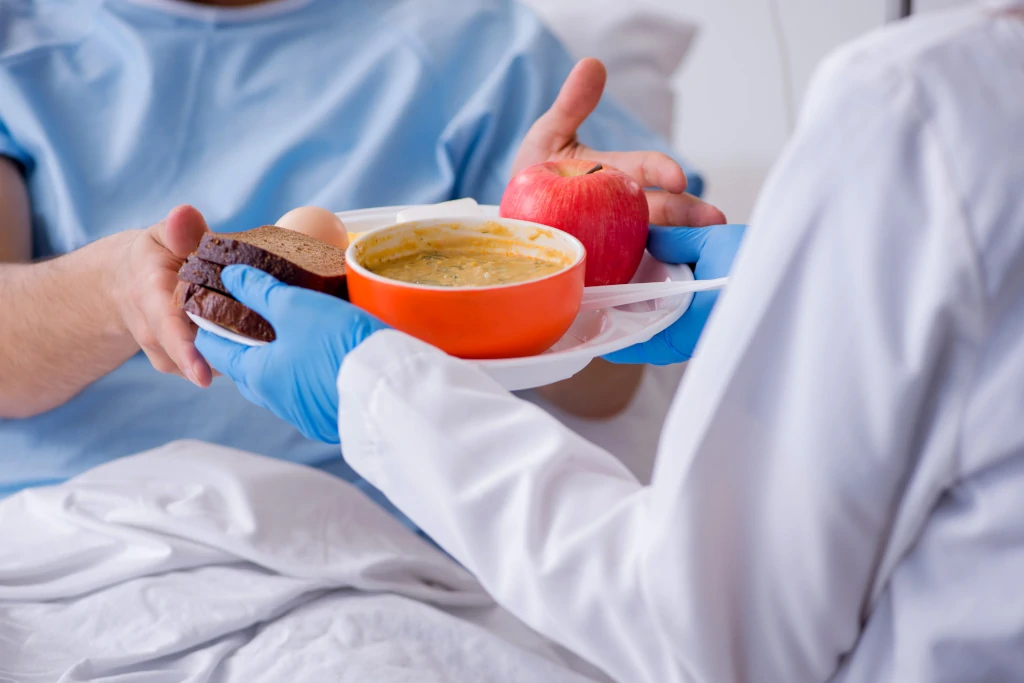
[{"left": 585, "top": 163, "right": 603, "bottom": 175}]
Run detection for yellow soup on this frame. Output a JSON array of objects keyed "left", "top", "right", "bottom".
[{"left": 369, "top": 249, "right": 564, "bottom": 287}]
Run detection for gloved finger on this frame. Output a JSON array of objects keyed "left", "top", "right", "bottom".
[
  {"left": 340, "top": 306, "right": 391, "bottom": 351},
  {"left": 646, "top": 225, "right": 710, "bottom": 265},
  {"left": 601, "top": 341, "right": 649, "bottom": 365},
  {"left": 194, "top": 328, "right": 255, "bottom": 385},
  {"left": 235, "top": 379, "right": 270, "bottom": 412},
  {"left": 646, "top": 192, "right": 726, "bottom": 228},
  {"left": 603, "top": 332, "right": 680, "bottom": 366},
  {"left": 603, "top": 315, "right": 700, "bottom": 365},
  {"left": 692, "top": 223, "right": 748, "bottom": 280},
  {"left": 603, "top": 290, "right": 718, "bottom": 366},
  {"left": 663, "top": 290, "right": 718, "bottom": 359},
  {"left": 219, "top": 265, "right": 290, "bottom": 322}
]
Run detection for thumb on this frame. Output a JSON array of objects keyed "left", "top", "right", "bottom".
[
  {"left": 219, "top": 265, "right": 289, "bottom": 322},
  {"left": 646, "top": 225, "right": 710, "bottom": 265},
  {"left": 159, "top": 205, "right": 209, "bottom": 259},
  {"left": 603, "top": 291, "right": 718, "bottom": 366},
  {"left": 528, "top": 58, "right": 607, "bottom": 152}
]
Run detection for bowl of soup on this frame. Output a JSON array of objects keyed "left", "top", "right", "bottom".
[{"left": 345, "top": 217, "right": 586, "bottom": 359}]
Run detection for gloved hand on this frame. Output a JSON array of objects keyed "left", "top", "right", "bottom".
[
  {"left": 194, "top": 265, "right": 388, "bottom": 443},
  {"left": 604, "top": 223, "right": 746, "bottom": 365}
]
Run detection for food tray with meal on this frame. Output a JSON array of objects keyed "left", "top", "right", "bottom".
[
  {"left": 180, "top": 160, "right": 714, "bottom": 389},
  {"left": 180, "top": 201, "right": 695, "bottom": 391}
]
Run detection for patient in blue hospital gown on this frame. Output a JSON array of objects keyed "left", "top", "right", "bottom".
[{"left": 0, "top": 0, "right": 708, "bottom": 521}]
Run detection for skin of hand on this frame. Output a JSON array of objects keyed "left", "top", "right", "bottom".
[
  {"left": 110, "top": 205, "right": 214, "bottom": 386},
  {"left": 0, "top": 156, "right": 213, "bottom": 417},
  {"left": 510, "top": 58, "right": 726, "bottom": 228},
  {"left": 513, "top": 58, "right": 727, "bottom": 415}
]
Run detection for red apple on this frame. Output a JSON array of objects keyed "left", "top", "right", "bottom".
[{"left": 499, "top": 159, "right": 649, "bottom": 286}]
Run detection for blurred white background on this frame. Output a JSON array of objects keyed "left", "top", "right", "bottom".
[
  {"left": 524, "top": 0, "right": 974, "bottom": 224},
  {"left": 662, "top": 0, "right": 889, "bottom": 222}
]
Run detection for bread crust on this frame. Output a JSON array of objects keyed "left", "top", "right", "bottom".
[
  {"left": 175, "top": 281, "right": 276, "bottom": 342},
  {"left": 178, "top": 255, "right": 228, "bottom": 294},
  {"left": 176, "top": 226, "right": 349, "bottom": 341},
  {"left": 196, "top": 226, "right": 348, "bottom": 299}
]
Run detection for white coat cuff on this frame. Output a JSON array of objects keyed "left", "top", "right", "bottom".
[{"left": 336, "top": 329, "right": 455, "bottom": 491}]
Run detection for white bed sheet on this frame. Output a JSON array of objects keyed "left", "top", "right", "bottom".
[{"left": 0, "top": 441, "right": 608, "bottom": 683}]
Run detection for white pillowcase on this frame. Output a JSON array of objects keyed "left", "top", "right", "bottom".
[{"left": 518, "top": 0, "right": 698, "bottom": 139}]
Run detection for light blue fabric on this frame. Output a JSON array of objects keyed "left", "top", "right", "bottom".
[{"left": 0, "top": 0, "right": 702, "bottom": 511}]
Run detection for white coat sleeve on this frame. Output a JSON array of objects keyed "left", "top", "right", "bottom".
[
  {"left": 338, "top": 52, "right": 983, "bottom": 683},
  {"left": 337, "top": 337, "right": 671, "bottom": 681}
]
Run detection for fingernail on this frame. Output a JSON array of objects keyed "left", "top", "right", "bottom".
[{"left": 187, "top": 363, "right": 203, "bottom": 387}]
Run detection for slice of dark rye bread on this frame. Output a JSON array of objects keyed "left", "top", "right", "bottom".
[
  {"left": 178, "top": 255, "right": 228, "bottom": 294},
  {"left": 174, "top": 281, "right": 276, "bottom": 342},
  {"left": 196, "top": 226, "right": 348, "bottom": 298}
]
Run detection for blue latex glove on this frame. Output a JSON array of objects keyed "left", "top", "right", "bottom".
[
  {"left": 604, "top": 223, "right": 747, "bottom": 365},
  {"left": 195, "top": 265, "right": 388, "bottom": 444}
]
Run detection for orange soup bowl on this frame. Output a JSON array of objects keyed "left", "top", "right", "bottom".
[{"left": 345, "top": 216, "right": 586, "bottom": 359}]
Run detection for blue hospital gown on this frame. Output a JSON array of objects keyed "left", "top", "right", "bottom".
[{"left": 0, "top": 0, "right": 701, "bottom": 517}]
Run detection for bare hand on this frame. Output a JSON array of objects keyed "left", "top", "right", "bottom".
[
  {"left": 512, "top": 58, "right": 726, "bottom": 228},
  {"left": 111, "top": 205, "right": 213, "bottom": 387}
]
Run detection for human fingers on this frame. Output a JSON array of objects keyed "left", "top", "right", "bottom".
[
  {"left": 151, "top": 205, "right": 210, "bottom": 259},
  {"left": 131, "top": 259, "right": 211, "bottom": 385},
  {"left": 576, "top": 151, "right": 687, "bottom": 194},
  {"left": 645, "top": 191, "right": 727, "bottom": 228},
  {"left": 512, "top": 58, "right": 608, "bottom": 175}
]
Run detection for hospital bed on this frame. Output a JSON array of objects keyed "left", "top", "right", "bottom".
[
  {"left": 0, "top": 3, "right": 696, "bottom": 680},
  {"left": 0, "top": 441, "right": 611, "bottom": 682}
]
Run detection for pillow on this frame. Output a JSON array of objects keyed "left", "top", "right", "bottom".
[{"left": 518, "top": 0, "right": 698, "bottom": 139}]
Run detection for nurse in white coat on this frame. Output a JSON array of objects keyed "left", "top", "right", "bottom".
[{"left": 198, "top": 3, "right": 1024, "bottom": 681}]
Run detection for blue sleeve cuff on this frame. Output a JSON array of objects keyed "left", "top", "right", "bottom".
[{"left": 0, "top": 120, "right": 31, "bottom": 171}]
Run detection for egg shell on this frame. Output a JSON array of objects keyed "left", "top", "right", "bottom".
[{"left": 276, "top": 206, "right": 349, "bottom": 250}]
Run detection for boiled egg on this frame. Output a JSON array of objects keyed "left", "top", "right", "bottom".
[{"left": 276, "top": 206, "right": 350, "bottom": 250}]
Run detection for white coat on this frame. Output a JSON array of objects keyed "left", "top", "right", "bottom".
[{"left": 338, "top": 4, "right": 1024, "bottom": 681}]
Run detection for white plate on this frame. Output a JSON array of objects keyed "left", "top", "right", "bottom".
[
  {"left": 187, "top": 311, "right": 270, "bottom": 347},
  {"left": 189, "top": 205, "right": 693, "bottom": 391}
]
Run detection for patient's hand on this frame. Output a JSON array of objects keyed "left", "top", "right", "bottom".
[
  {"left": 515, "top": 59, "right": 730, "bottom": 411},
  {"left": 512, "top": 58, "right": 726, "bottom": 229},
  {"left": 111, "top": 205, "right": 213, "bottom": 387}
]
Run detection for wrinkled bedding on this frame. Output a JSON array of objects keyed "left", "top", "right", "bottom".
[{"left": 0, "top": 441, "right": 607, "bottom": 682}]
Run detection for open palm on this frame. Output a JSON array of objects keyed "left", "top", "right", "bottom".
[{"left": 512, "top": 58, "right": 726, "bottom": 228}]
